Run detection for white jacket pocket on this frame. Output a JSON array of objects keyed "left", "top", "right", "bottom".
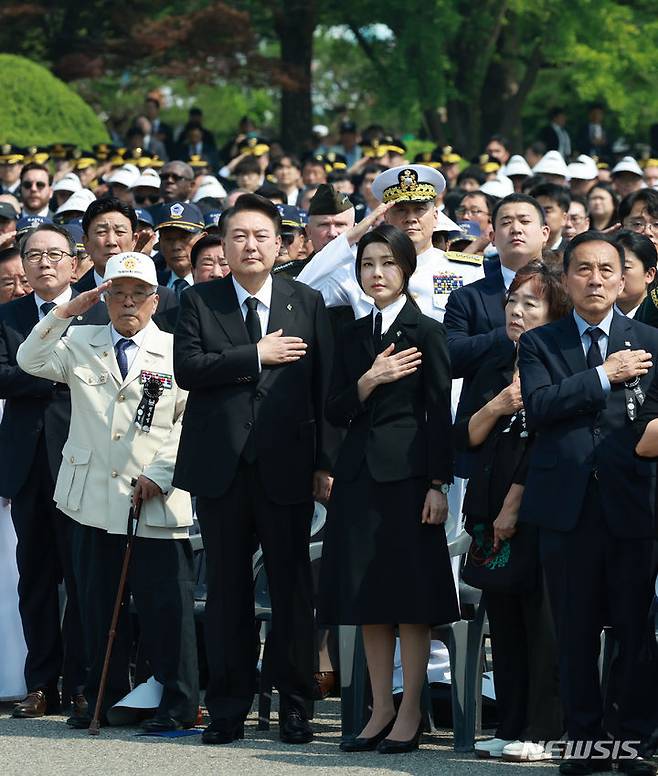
[{"left": 54, "top": 441, "right": 92, "bottom": 512}]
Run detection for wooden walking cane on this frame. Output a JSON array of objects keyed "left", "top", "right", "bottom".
[{"left": 89, "top": 478, "right": 142, "bottom": 736}]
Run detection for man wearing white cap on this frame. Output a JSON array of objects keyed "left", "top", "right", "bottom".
[
  {"left": 611, "top": 156, "right": 645, "bottom": 199},
  {"left": 532, "top": 150, "right": 569, "bottom": 185},
  {"left": 52, "top": 173, "right": 82, "bottom": 211},
  {"left": 55, "top": 189, "right": 96, "bottom": 223},
  {"left": 297, "top": 164, "right": 484, "bottom": 321},
  {"left": 566, "top": 155, "right": 599, "bottom": 197},
  {"left": 17, "top": 251, "right": 199, "bottom": 732}
]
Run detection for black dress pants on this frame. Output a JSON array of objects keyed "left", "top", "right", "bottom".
[
  {"left": 72, "top": 523, "right": 199, "bottom": 725},
  {"left": 196, "top": 461, "right": 315, "bottom": 722},
  {"left": 485, "top": 577, "right": 563, "bottom": 742},
  {"left": 10, "top": 436, "right": 85, "bottom": 701},
  {"left": 540, "top": 477, "right": 658, "bottom": 745}
]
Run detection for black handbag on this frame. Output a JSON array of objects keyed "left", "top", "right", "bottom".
[{"left": 462, "top": 522, "right": 540, "bottom": 594}]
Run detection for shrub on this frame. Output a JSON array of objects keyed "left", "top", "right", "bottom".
[{"left": 0, "top": 54, "right": 109, "bottom": 147}]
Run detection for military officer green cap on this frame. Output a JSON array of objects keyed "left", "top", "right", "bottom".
[{"left": 308, "top": 183, "right": 354, "bottom": 216}]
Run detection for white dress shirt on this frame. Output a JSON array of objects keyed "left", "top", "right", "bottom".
[
  {"left": 573, "top": 308, "right": 613, "bottom": 393},
  {"left": 110, "top": 324, "right": 148, "bottom": 376},
  {"left": 34, "top": 287, "right": 72, "bottom": 319},
  {"left": 232, "top": 275, "right": 272, "bottom": 371},
  {"left": 500, "top": 263, "right": 517, "bottom": 290},
  {"left": 371, "top": 295, "right": 406, "bottom": 336}
]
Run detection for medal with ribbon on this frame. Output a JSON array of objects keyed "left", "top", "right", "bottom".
[{"left": 134, "top": 377, "right": 164, "bottom": 433}]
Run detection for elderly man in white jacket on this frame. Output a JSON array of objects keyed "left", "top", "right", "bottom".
[{"left": 17, "top": 251, "right": 198, "bottom": 732}]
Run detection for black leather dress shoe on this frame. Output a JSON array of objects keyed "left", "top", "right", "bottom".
[
  {"left": 141, "top": 716, "right": 189, "bottom": 733},
  {"left": 70, "top": 694, "right": 88, "bottom": 718},
  {"left": 201, "top": 719, "right": 245, "bottom": 745},
  {"left": 66, "top": 714, "right": 107, "bottom": 729},
  {"left": 279, "top": 707, "right": 313, "bottom": 745},
  {"left": 617, "top": 758, "right": 658, "bottom": 776},
  {"left": 340, "top": 716, "right": 396, "bottom": 752},
  {"left": 559, "top": 759, "right": 612, "bottom": 775},
  {"left": 376, "top": 724, "right": 422, "bottom": 755}
]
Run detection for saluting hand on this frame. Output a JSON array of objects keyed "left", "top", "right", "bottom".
[
  {"left": 346, "top": 201, "right": 395, "bottom": 247},
  {"left": 257, "top": 329, "right": 307, "bottom": 365},
  {"left": 54, "top": 280, "right": 112, "bottom": 319}
]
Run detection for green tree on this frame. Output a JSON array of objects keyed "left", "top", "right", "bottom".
[{"left": 0, "top": 54, "right": 109, "bottom": 146}]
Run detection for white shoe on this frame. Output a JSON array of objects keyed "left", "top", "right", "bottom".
[
  {"left": 474, "top": 738, "right": 517, "bottom": 758},
  {"left": 502, "top": 740, "right": 553, "bottom": 761}
]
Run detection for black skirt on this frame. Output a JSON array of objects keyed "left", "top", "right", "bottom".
[{"left": 317, "top": 464, "right": 460, "bottom": 626}]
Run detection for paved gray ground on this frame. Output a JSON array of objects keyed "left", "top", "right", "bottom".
[{"left": 0, "top": 699, "right": 557, "bottom": 776}]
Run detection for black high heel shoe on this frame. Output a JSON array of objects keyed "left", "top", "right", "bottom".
[
  {"left": 376, "top": 722, "right": 423, "bottom": 754},
  {"left": 339, "top": 715, "right": 397, "bottom": 752}
]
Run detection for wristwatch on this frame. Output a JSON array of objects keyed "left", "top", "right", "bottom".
[{"left": 429, "top": 482, "right": 450, "bottom": 495}]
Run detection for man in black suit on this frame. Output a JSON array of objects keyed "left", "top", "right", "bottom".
[
  {"left": 74, "top": 196, "right": 178, "bottom": 324},
  {"left": 0, "top": 223, "right": 86, "bottom": 718},
  {"left": 519, "top": 232, "right": 658, "bottom": 776},
  {"left": 173, "top": 194, "right": 333, "bottom": 745},
  {"left": 538, "top": 107, "right": 572, "bottom": 159},
  {"left": 444, "top": 193, "right": 550, "bottom": 473}
]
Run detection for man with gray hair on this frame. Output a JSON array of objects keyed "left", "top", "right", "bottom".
[
  {"left": 17, "top": 251, "right": 199, "bottom": 732},
  {"left": 0, "top": 223, "right": 86, "bottom": 719}
]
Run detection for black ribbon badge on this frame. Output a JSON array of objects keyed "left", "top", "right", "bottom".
[{"left": 134, "top": 377, "right": 164, "bottom": 433}]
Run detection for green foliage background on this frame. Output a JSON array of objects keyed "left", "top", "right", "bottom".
[{"left": 0, "top": 55, "right": 109, "bottom": 147}]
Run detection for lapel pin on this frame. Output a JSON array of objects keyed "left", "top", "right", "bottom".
[
  {"left": 396, "top": 330, "right": 401, "bottom": 337},
  {"left": 76, "top": 315, "right": 83, "bottom": 321},
  {"left": 624, "top": 341, "right": 631, "bottom": 347},
  {"left": 287, "top": 303, "right": 293, "bottom": 311}
]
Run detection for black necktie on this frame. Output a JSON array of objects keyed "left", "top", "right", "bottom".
[
  {"left": 115, "top": 338, "right": 131, "bottom": 380},
  {"left": 40, "top": 301, "right": 56, "bottom": 317},
  {"left": 586, "top": 326, "right": 604, "bottom": 368},
  {"left": 245, "top": 297, "right": 262, "bottom": 344},
  {"left": 373, "top": 310, "right": 382, "bottom": 350},
  {"left": 173, "top": 278, "right": 189, "bottom": 300}
]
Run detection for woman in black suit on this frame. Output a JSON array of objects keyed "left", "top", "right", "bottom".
[
  {"left": 318, "top": 224, "right": 459, "bottom": 754},
  {"left": 456, "top": 260, "right": 568, "bottom": 762}
]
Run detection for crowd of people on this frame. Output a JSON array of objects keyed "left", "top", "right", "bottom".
[{"left": 2, "top": 94, "right": 658, "bottom": 775}]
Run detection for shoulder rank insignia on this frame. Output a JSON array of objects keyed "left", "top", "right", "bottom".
[{"left": 445, "top": 250, "right": 484, "bottom": 266}]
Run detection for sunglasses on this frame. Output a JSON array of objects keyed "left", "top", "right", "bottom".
[
  {"left": 22, "top": 180, "right": 48, "bottom": 190},
  {"left": 134, "top": 194, "right": 160, "bottom": 205},
  {"left": 161, "top": 173, "right": 192, "bottom": 183}
]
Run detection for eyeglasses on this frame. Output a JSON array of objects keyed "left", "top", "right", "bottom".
[
  {"left": 625, "top": 219, "right": 658, "bottom": 233},
  {"left": 23, "top": 249, "right": 73, "bottom": 263},
  {"left": 455, "top": 207, "right": 489, "bottom": 218},
  {"left": 105, "top": 290, "right": 156, "bottom": 304},
  {"left": 161, "top": 173, "right": 192, "bottom": 183},
  {"left": 567, "top": 215, "right": 588, "bottom": 225},
  {"left": 22, "top": 180, "right": 48, "bottom": 190},
  {"left": 134, "top": 194, "right": 160, "bottom": 205}
]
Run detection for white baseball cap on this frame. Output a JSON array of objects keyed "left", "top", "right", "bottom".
[
  {"left": 132, "top": 168, "right": 161, "bottom": 191},
  {"left": 611, "top": 156, "right": 643, "bottom": 177},
  {"left": 104, "top": 252, "right": 157, "bottom": 286},
  {"left": 503, "top": 155, "right": 532, "bottom": 178},
  {"left": 55, "top": 188, "right": 96, "bottom": 215},
  {"left": 52, "top": 173, "right": 82, "bottom": 194},
  {"left": 192, "top": 175, "right": 228, "bottom": 203},
  {"left": 532, "top": 150, "right": 568, "bottom": 178},
  {"left": 567, "top": 154, "right": 598, "bottom": 181},
  {"left": 480, "top": 174, "right": 514, "bottom": 199},
  {"left": 107, "top": 165, "right": 141, "bottom": 189}
]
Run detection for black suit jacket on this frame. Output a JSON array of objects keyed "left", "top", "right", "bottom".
[
  {"left": 519, "top": 311, "right": 658, "bottom": 537},
  {"left": 326, "top": 301, "right": 453, "bottom": 484},
  {"left": 73, "top": 268, "right": 178, "bottom": 325},
  {"left": 444, "top": 264, "right": 513, "bottom": 386},
  {"left": 0, "top": 291, "right": 86, "bottom": 496},
  {"left": 173, "top": 274, "right": 334, "bottom": 503}
]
